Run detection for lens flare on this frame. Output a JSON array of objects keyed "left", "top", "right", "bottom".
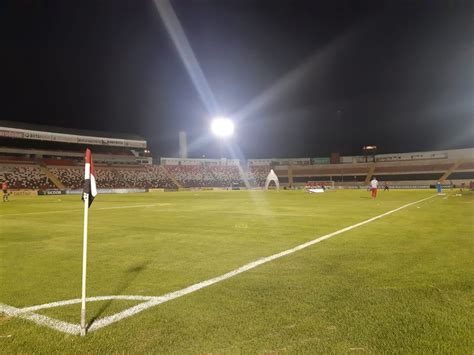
[{"left": 211, "top": 118, "right": 234, "bottom": 138}]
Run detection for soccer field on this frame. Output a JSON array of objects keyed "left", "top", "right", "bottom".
[{"left": 1, "top": 189, "right": 472, "bottom": 353}]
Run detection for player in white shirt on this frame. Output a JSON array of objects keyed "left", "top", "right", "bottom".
[{"left": 370, "top": 177, "right": 378, "bottom": 198}]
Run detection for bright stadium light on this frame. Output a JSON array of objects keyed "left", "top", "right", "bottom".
[{"left": 211, "top": 117, "right": 234, "bottom": 138}]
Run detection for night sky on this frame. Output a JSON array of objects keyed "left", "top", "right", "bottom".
[{"left": 1, "top": 0, "right": 473, "bottom": 159}]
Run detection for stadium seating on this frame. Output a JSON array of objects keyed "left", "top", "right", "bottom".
[
  {"left": 3, "top": 165, "right": 55, "bottom": 189},
  {"left": 48, "top": 167, "right": 83, "bottom": 189},
  {"left": 164, "top": 165, "right": 245, "bottom": 188},
  {"left": 48, "top": 165, "right": 177, "bottom": 189},
  {"left": 146, "top": 165, "right": 177, "bottom": 189},
  {"left": 1, "top": 153, "right": 473, "bottom": 190},
  {"left": 209, "top": 165, "right": 244, "bottom": 187},
  {"left": 249, "top": 166, "right": 271, "bottom": 186},
  {"left": 114, "top": 166, "right": 176, "bottom": 189},
  {"left": 166, "top": 165, "right": 214, "bottom": 187}
]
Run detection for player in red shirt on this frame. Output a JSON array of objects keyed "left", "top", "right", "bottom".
[
  {"left": 370, "top": 177, "right": 378, "bottom": 198},
  {"left": 2, "top": 181, "right": 9, "bottom": 202}
]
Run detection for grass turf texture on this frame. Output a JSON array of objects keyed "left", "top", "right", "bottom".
[{"left": 0, "top": 189, "right": 472, "bottom": 353}]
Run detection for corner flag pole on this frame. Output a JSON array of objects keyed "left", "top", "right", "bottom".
[
  {"left": 80, "top": 148, "right": 96, "bottom": 336},
  {"left": 81, "top": 148, "right": 97, "bottom": 336},
  {"left": 80, "top": 192, "right": 89, "bottom": 336}
]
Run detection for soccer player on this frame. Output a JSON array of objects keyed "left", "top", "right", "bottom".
[
  {"left": 370, "top": 177, "right": 378, "bottom": 198},
  {"left": 383, "top": 181, "right": 389, "bottom": 191},
  {"left": 2, "top": 180, "right": 9, "bottom": 202}
]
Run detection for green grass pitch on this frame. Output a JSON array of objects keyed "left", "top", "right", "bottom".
[{"left": 0, "top": 189, "right": 472, "bottom": 353}]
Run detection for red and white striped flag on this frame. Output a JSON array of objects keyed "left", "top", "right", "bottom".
[{"left": 83, "top": 148, "right": 97, "bottom": 207}]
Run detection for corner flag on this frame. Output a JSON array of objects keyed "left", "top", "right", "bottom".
[
  {"left": 83, "top": 148, "right": 97, "bottom": 207},
  {"left": 80, "top": 148, "right": 97, "bottom": 336}
]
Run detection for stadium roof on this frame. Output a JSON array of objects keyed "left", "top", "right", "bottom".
[{"left": 0, "top": 120, "right": 145, "bottom": 141}]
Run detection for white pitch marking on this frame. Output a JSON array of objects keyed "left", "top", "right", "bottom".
[
  {"left": 0, "top": 296, "right": 155, "bottom": 336},
  {"left": 96, "top": 204, "right": 157, "bottom": 211},
  {"left": 19, "top": 295, "right": 155, "bottom": 313},
  {"left": 0, "top": 303, "right": 80, "bottom": 335},
  {"left": 0, "top": 204, "right": 161, "bottom": 218},
  {"left": 0, "top": 194, "right": 438, "bottom": 335}
]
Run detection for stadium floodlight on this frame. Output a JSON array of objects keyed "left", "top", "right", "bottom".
[
  {"left": 363, "top": 145, "right": 377, "bottom": 152},
  {"left": 211, "top": 117, "right": 234, "bottom": 138},
  {"left": 362, "top": 145, "right": 378, "bottom": 163}
]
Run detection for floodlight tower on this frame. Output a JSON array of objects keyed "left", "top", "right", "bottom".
[
  {"left": 210, "top": 117, "right": 234, "bottom": 158},
  {"left": 363, "top": 145, "right": 377, "bottom": 163}
]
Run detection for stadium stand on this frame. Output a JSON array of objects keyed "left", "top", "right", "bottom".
[
  {"left": 156, "top": 164, "right": 244, "bottom": 188},
  {"left": 1, "top": 122, "right": 473, "bottom": 191},
  {"left": 48, "top": 166, "right": 83, "bottom": 189},
  {"left": 249, "top": 166, "right": 272, "bottom": 186},
  {"left": 3, "top": 165, "right": 55, "bottom": 189},
  {"left": 2, "top": 151, "right": 474, "bottom": 190},
  {"left": 47, "top": 165, "right": 178, "bottom": 189},
  {"left": 2, "top": 148, "right": 474, "bottom": 190},
  {"left": 209, "top": 165, "right": 244, "bottom": 187}
]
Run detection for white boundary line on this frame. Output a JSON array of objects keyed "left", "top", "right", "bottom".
[
  {"left": 0, "top": 204, "right": 163, "bottom": 218},
  {"left": 0, "top": 303, "right": 81, "bottom": 335},
  {"left": 19, "top": 295, "right": 155, "bottom": 313},
  {"left": 0, "top": 194, "right": 437, "bottom": 335}
]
